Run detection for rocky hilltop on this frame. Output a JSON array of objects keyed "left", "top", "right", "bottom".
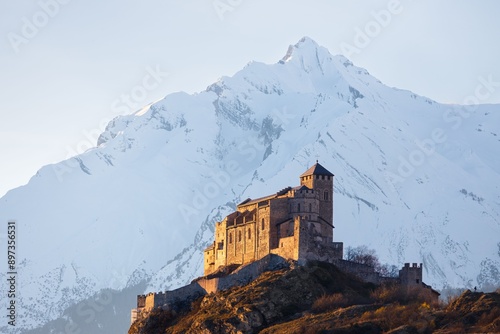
[{"left": 128, "top": 261, "right": 499, "bottom": 334}]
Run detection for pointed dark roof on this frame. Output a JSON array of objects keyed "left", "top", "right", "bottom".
[
  {"left": 292, "top": 185, "right": 312, "bottom": 191},
  {"left": 300, "top": 162, "right": 334, "bottom": 177}
]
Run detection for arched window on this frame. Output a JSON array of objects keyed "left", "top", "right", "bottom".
[
  {"left": 297, "top": 203, "right": 301, "bottom": 212},
  {"left": 261, "top": 218, "right": 265, "bottom": 230},
  {"left": 324, "top": 191, "right": 329, "bottom": 201},
  {"left": 248, "top": 228, "right": 251, "bottom": 239},
  {"left": 229, "top": 233, "right": 232, "bottom": 244},
  {"left": 238, "top": 230, "right": 242, "bottom": 242},
  {"left": 309, "top": 203, "right": 312, "bottom": 212}
]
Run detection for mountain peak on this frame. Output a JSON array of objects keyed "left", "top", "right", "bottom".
[{"left": 280, "top": 36, "right": 325, "bottom": 64}]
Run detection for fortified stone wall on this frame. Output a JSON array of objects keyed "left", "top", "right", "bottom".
[
  {"left": 141, "top": 282, "right": 206, "bottom": 312},
  {"left": 256, "top": 203, "right": 271, "bottom": 257},
  {"left": 294, "top": 217, "right": 343, "bottom": 263},
  {"left": 399, "top": 263, "right": 423, "bottom": 286},
  {"left": 214, "top": 220, "right": 227, "bottom": 270},
  {"left": 268, "top": 197, "right": 289, "bottom": 249},
  {"left": 271, "top": 235, "right": 295, "bottom": 259},
  {"left": 332, "top": 259, "right": 383, "bottom": 284},
  {"left": 136, "top": 254, "right": 291, "bottom": 319}
]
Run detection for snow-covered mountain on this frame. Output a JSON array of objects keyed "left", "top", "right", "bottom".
[{"left": 1, "top": 37, "right": 499, "bottom": 333}]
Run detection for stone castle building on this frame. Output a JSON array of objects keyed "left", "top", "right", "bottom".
[
  {"left": 132, "top": 163, "right": 440, "bottom": 324},
  {"left": 203, "top": 162, "right": 343, "bottom": 276}
]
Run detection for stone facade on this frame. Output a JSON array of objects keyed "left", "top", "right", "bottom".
[
  {"left": 399, "top": 262, "right": 423, "bottom": 287},
  {"left": 399, "top": 262, "right": 440, "bottom": 302},
  {"left": 203, "top": 162, "right": 343, "bottom": 276}
]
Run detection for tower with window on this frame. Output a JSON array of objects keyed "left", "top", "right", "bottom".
[{"left": 299, "top": 161, "right": 334, "bottom": 242}]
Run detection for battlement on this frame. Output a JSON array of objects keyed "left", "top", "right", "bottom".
[
  {"left": 288, "top": 186, "right": 317, "bottom": 199},
  {"left": 137, "top": 295, "right": 146, "bottom": 308},
  {"left": 276, "top": 186, "right": 292, "bottom": 196}
]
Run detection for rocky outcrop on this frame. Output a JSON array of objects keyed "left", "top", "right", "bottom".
[
  {"left": 129, "top": 264, "right": 500, "bottom": 334},
  {"left": 129, "top": 261, "right": 375, "bottom": 333}
]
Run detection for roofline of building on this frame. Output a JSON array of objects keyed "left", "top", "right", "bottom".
[{"left": 300, "top": 162, "right": 334, "bottom": 177}]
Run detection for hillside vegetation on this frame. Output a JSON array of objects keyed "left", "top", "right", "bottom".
[{"left": 129, "top": 262, "right": 500, "bottom": 333}]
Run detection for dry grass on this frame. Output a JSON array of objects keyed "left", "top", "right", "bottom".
[
  {"left": 312, "top": 293, "right": 349, "bottom": 312},
  {"left": 311, "top": 291, "right": 370, "bottom": 313},
  {"left": 370, "top": 284, "right": 402, "bottom": 304},
  {"left": 477, "top": 306, "right": 500, "bottom": 332},
  {"left": 370, "top": 284, "right": 438, "bottom": 306},
  {"left": 359, "top": 302, "right": 435, "bottom": 333}
]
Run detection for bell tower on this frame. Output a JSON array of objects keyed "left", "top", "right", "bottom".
[{"left": 299, "top": 161, "right": 334, "bottom": 241}]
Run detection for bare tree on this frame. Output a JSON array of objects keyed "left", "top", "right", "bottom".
[
  {"left": 345, "top": 245, "right": 379, "bottom": 267},
  {"left": 344, "top": 245, "right": 398, "bottom": 277},
  {"left": 377, "top": 263, "right": 399, "bottom": 278}
]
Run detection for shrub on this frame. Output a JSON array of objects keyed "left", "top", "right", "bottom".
[
  {"left": 370, "top": 284, "right": 404, "bottom": 304},
  {"left": 312, "top": 293, "right": 348, "bottom": 313},
  {"left": 371, "top": 284, "right": 438, "bottom": 306},
  {"left": 359, "top": 303, "right": 435, "bottom": 332}
]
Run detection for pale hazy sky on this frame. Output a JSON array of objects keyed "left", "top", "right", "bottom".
[{"left": 1, "top": 0, "right": 499, "bottom": 197}]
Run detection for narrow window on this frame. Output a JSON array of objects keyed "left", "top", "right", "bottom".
[
  {"left": 416, "top": 279, "right": 420, "bottom": 284},
  {"left": 297, "top": 203, "right": 301, "bottom": 212},
  {"left": 261, "top": 218, "right": 265, "bottom": 230},
  {"left": 309, "top": 203, "right": 312, "bottom": 212},
  {"left": 238, "top": 231, "right": 242, "bottom": 242},
  {"left": 324, "top": 191, "right": 329, "bottom": 201},
  {"left": 229, "top": 233, "right": 232, "bottom": 244},
  {"left": 248, "top": 228, "right": 251, "bottom": 239}
]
